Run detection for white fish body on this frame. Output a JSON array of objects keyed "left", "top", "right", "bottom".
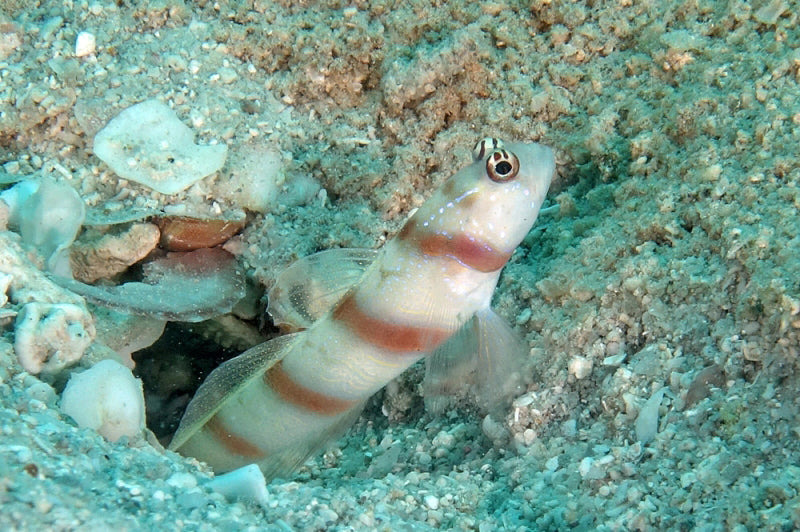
[{"left": 169, "top": 138, "right": 555, "bottom": 479}]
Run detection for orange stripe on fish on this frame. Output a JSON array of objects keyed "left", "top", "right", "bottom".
[
  {"left": 398, "top": 218, "right": 511, "bottom": 273},
  {"left": 265, "top": 360, "right": 359, "bottom": 415},
  {"left": 169, "top": 138, "right": 555, "bottom": 480},
  {"left": 205, "top": 413, "right": 266, "bottom": 459},
  {"left": 332, "top": 293, "right": 452, "bottom": 353}
]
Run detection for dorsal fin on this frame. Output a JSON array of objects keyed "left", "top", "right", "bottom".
[{"left": 267, "top": 248, "right": 377, "bottom": 331}]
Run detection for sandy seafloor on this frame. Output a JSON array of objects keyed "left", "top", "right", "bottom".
[{"left": 1, "top": 0, "right": 800, "bottom": 530}]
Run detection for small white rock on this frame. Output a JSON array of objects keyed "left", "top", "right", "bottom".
[
  {"left": 635, "top": 387, "right": 667, "bottom": 443},
  {"left": 218, "top": 67, "right": 238, "bottom": 84},
  {"left": 75, "top": 31, "right": 96, "bottom": 57},
  {"left": 481, "top": 414, "right": 509, "bottom": 444},
  {"left": 15, "top": 302, "right": 95, "bottom": 374},
  {"left": 0, "top": 273, "right": 11, "bottom": 306},
  {"left": 206, "top": 464, "right": 269, "bottom": 508},
  {"left": 424, "top": 495, "right": 439, "bottom": 510},
  {"left": 568, "top": 356, "right": 593, "bottom": 379},
  {"left": 602, "top": 352, "right": 627, "bottom": 366},
  {"left": 60, "top": 359, "right": 145, "bottom": 442},
  {"left": 578, "top": 456, "right": 594, "bottom": 478},
  {"left": 432, "top": 430, "right": 455, "bottom": 449},
  {"left": 523, "top": 428, "right": 537, "bottom": 445},
  {"left": 166, "top": 472, "right": 198, "bottom": 490}
]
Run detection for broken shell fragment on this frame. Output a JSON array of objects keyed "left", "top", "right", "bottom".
[
  {"left": 92, "top": 306, "right": 166, "bottom": 368},
  {"left": 53, "top": 248, "right": 246, "bottom": 322},
  {"left": 155, "top": 216, "right": 245, "bottom": 252},
  {"left": 93, "top": 100, "right": 228, "bottom": 195}
]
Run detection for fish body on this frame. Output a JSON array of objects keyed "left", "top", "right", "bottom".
[{"left": 169, "top": 138, "right": 555, "bottom": 479}]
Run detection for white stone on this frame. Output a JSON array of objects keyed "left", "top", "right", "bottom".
[
  {"left": 216, "top": 144, "right": 285, "bottom": 212},
  {"left": 166, "top": 472, "right": 198, "bottom": 490},
  {"left": 2, "top": 179, "right": 85, "bottom": 276},
  {"left": 424, "top": 495, "right": 439, "bottom": 510},
  {"left": 0, "top": 273, "right": 11, "bottom": 306},
  {"left": 60, "top": 359, "right": 145, "bottom": 442},
  {"left": 635, "top": 387, "right": 667, "bottom": 443},
  {"left": 568, "top": 355, "right": 593, "bottom": 379},
  {"left": 206, "top": 464, "right": 269, "bottom": 508},
  {"left": 578, "top": 456, "right": 594, "bottom": 478},
  {"left": 75, "top": 31, "right": 96, "bottom": 57}
]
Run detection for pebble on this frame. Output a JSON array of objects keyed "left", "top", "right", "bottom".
[
  {"left": 175, "top": 491, "right": 206, "bottom": 510},
  {"left": 218, "top": 67, "right": 238, "bottom": 84},
  {"left": 432, "top": 430, "right": 455, "bottom": 449},
  {"left": 578, "top": 457, "right": 594, "bottom": 478},
  {"left": 481, "top": 414, "right": 509, "bottom": 443},
  {"left": 75, "top": 31, "right": 96, "bottom": 57},
  {"left": 569, "top": 356, "right": 593, "bottom": 379},
  {"left": 523, "top": 428, "right": 537, "bottom": 445},
  {"left": 166, "top": 472, "right": 198, "bottom": 490},
  {"left": 424, "top": 495, "right": 439, "bottom": 510},
  {"left": 319, "top": 508, "right": 339, "bottom": 523}
]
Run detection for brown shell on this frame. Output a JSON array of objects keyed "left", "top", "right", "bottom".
[{"left": 155, "top": 216, "right": 246, "bottom": 252}]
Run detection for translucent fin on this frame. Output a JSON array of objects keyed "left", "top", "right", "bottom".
[
  {"left": 423, "top": 308, "right": 528, "bottom": 415},
  {"left": 257, "top": 400, "right": 366, "bottom": 481},
  {"left": 423, "top": 316, "right": 480, "bottom": 414},
  {"left": 268, "top": 248, "right": 377, "bottom": 331},
  {"left": 169, "top": 333, "right": 301, "bottom": 451}
]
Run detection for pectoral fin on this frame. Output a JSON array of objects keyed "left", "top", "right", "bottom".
[{"left": 423, "top": 308, "right": 528, "bottom": 415}]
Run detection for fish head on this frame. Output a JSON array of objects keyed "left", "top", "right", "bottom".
[{"left": 419, "top": 138, "right": 555, "bottom": 258}]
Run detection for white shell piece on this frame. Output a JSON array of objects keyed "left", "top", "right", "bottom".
[
  {"left": 635, "top": 387, "right": 667, "bottom": 443},
  {"left": 93, "top": 100, "right": 227, "bottom": 194}
]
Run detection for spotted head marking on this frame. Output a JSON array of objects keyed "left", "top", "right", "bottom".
[
  {"left": 472, "top": 137, "right": 521, "bottom": 183},
  {"left": 472, "top": 137, "right": 504, "bottom": 161}
]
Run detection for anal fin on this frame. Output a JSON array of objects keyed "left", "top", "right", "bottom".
[
  {"left": 257, "top": 400, "right": 367, "bottom": 481},
  {"left": 169, "top": 333, "right": 301, "bottom": 452}
]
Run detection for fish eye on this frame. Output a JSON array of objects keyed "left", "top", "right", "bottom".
[
  {"left": 472, "top": 137, "right": 504, "bottom": 162},
  {"left": 486, "top": 149, "right": 520, "bottom": 182}
]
